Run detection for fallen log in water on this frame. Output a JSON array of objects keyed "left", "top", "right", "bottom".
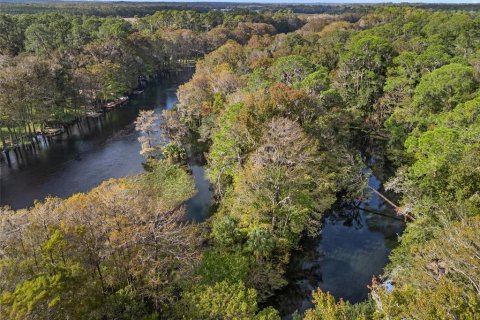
[{"left": 368, "top": 186, "right": 415, "bottom": 222}]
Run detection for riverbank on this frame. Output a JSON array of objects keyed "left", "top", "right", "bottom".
[
  {"left": 2, "top": 69, "right": 407, "bottom": 320},
  {"left": 265, "top": 138, "right": 406, "bottom": 318},
  {"left": 1, "top": 69, "right": 406, "bottom": 320},
  {"left": 0, "top": 69, "right": 198, "bottom": 210},
  {"left": 268, "top": 174, "right": 405, "bottom": 318},
  {"left": 0, "top": 66, "right": 194, "bottom": 157}
]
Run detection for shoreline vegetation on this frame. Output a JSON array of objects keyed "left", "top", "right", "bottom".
[
  {"left": 0, "top": 8, "right": 301, "bottom": 157},
  {"left": 1, "top": 3, "right": 480, "bottom": 320}
]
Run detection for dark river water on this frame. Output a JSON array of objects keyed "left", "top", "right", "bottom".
[
  {"left": 270, "top": 173, "right": 405, "bottom": 317},
  {"left": 0, "top": 69, "right": 212, "bottom": 221},
  {"left": 0, "top": 70, "right": 403, "bottom": 317}
]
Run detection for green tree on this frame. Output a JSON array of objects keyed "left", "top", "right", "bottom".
[
  {"left": 162, "top": 142, "right": 187, "bottom": 163},
  {"left": 387, "top": 95, "right": 480, "bottom": 220},
  {"left": 222, "top": 117, "right": 336, "bottom": 253},
  {"left": 338, "top": 35, "right": 394, "bottom": 116},
  {"left": 85, "top": 62, "right": 129, "bottom": 102},
  {"left": 372, "top": 216, "right": 480, "bottom": 320},
  {"left": 270, "top": 54, "right": 314, "bottom": 86},
  {"left": 197, "top": 250, "right": 251, "bottom": 285},
  {"left": 180, "top": 281, "right": 280, "bottom": 320},
  {"left": 303, "top": 290, "right": 373, "bottom": 320},
  {"left": 97, "top": 17, "right": 132, "bottom": 41},
  {"left": 207, "top": 103, "right": 254, "bottom": 195},
  {"left": 23, "top": 14, "right": 74, "bottom": 56},
  {"left": 0, "top": 14, "right": 24, "bottom": 55},
  {"left": 0, "top": 161, "right": 199, "bottom": 319},
  {"left": 412, "top": 63, "right": 477, "bottom": 114},
  {"left": 300, "top": 67, "right": 330, "bottom": 94}
]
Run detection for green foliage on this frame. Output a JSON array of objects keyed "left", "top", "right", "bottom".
[
  {"left": 207, "top": 103, "right": 253, "bottom": 195},
  {"left": 1, "top": 9, "right": 287, "bottom": 148},
  {"left": 339, "top": 35, "right": 393, "bottom": 115},
  {"left": 303, "top": 290, "right": 373, "bottom": 320},
  {"left": 139, "top": 160, "right": 196, "bottom": 208},
  {"left": 0, "top": 14, "right": 23, "bottom": 55},
  {"left": 198, "top": 250, "right": 251, "bottom": 285},
  {"left": 372, "top": 11, "right": 480, "bottom": 320},
  {"left": 227, "top": 118, "right": 335, "bottom": 249},
  {"left": 387, "top": 95, "right": 480, "bottom": 220},
  {"left": 245, "top": 69, "right": 270, "bottom": 92},
  {"left": 4, "top": 5, "right": 480, "bottom": 320},
  {"left": 24, "top": 14, "right": 75, "bottom": 56},
  {"left": 183, "top": 6, "right": 480, "bottom": 319},
  {"left": 104, "top": 286, "right": 156, "bottom": 320},
  {"left": 412, "top": 63, "right": 477, "bottom": 114},
  {"left": 270, "top": 55, "right": 315, "bottom": 86},
  {"left": 300, "top": 67, "right": 330, "bottom": 94},
  {"left": 97, "top": 17, "right": 132, "bottom": 41},
  {"left": 246, "top": 228, "right": 276, "bottom": 258},
  {"left": 373, "top": 216, "right": 480, "bottom": 320},
  {"left": 385, "top": 62, "right": 477, "bottom": 163},
  {"left": 162, "top": 142, "right": 187, "bottom": 163},
  {"left": 212, "top": 215, "right": 242, "bottom": 247},
  {"left": 1, "top": 271, "right": 86, "bottom": 319},
  {"left": 0, "top": 163, "right": 200, "bottom": 319},
  {"left": 0, "top": 55, "right": 77, "bottom": 143},
  {"left": 374, "top": 280, "right": 479, "bottom": 320},
  {"left": 86, "top": 62, "right": 130, "bottom": 101},
  {"left": 180, "top": 281, "right": 280, "bottom": 320},
  {"left": 0, "top": 227, "right": 103, "bottom": 319}
]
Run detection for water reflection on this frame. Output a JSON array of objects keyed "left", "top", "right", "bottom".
[
  {"left": 185, "top": 164, "right": 214, "bottom": 222},
  {"left": 1, "top": 70, "right": 213, "bottom": 223},
  {"left": 270, "top": 174, "right": 405, "bottom": 318}
]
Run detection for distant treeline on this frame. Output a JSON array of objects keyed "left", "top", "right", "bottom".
[
  {"left": 0, "top": 2, "right": 366, "bottom": 17},
  {"left": 1, "top": 1, "right": 480, "bottom": 17}
]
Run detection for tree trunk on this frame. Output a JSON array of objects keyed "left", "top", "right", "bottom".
[{"left": 368, "top": 186, "right": 415, "bottom": 221}]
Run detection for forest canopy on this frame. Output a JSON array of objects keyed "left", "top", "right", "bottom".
[{"left": 1, "top": 4, "right": 480, "bottom": 320}]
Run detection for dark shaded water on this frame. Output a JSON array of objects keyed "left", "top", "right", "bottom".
[
  {"left": 1, "top": 71, "right": 402, "bottom": 316},
  {"left": 0, "top": 70, "right": 212, "bottom": 221},
  {"left": 270, "top": 173, "right": 405, "bottom": 318}
]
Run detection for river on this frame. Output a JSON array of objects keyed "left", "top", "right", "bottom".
[
  {"left": 269, "top": 172, "right": 405, "bottom": 318},
  {"left": 0, "top": 69, "right": 212, "bottom": 221},
  {"left": 0, "top": 70, "right": 403, "bottom": 317}
]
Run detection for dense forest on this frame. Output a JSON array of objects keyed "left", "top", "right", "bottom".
[
  {"left": 0, "top": 9, "right": 301, "bottom": 150},
  {"left": 1, "top": 3, "right": 480, "bottom": 320}
]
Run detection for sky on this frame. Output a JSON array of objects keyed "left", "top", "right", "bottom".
[
  {"left": 83, "top": 0, "right": 479, "bottom": 3},
  {"left": 125, "top": 0, "right": 479, "bottom": 3}
]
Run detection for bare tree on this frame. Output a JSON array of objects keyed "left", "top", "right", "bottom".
[{"left": 135, "top": 110, "right": 159, "bottom": 157}]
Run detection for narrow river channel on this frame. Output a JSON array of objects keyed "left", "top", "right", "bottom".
[
  {"left": 270, "top": 173, "right": 405, "bottom": 318},
  {"left": 0, "top": 70, "right": 403, "bottom": 317}
]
